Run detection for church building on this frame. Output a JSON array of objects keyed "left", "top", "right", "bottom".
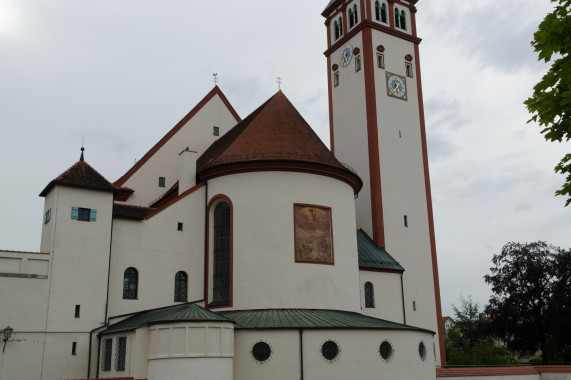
[{"left": 0, "top": 0, "right": 445, "bottom": 379}]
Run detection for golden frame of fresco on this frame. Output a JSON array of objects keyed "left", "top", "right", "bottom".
[{"left": 293, "top": 204, "right": 334, "bottom": 265}]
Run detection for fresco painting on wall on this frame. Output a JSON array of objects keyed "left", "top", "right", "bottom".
[{"left": 294, "top": 204, "right": 334, "bottom": 264}]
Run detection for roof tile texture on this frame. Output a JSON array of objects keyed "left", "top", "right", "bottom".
[
  {"left": 197, "top": 91, "right": 349, "bottom": 174},
  {"left": 40, "top": 160, "right": 116, "bottom": 196}
]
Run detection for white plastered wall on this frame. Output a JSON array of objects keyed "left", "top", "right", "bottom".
[
  {"left": 120, "top": 94, "right": 239, "bottom": 207},
  {"left": 206, "top": 171, "right": 360, "bottom": 312},
  {"left": 107, "top": 186, "right": 206, "bottom": 317},
  {"left": 359, "top": 270, "right": 404, "bottom": 323}
]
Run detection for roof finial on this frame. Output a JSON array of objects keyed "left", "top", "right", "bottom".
[
  {"left": 276, "top": 76, "right": 282, "bottom": 91},
  {"left": 80, "top": 146, "right": 85, "bottom": 162},
  {"left": 213, "top": 73, "right": 218, "bottom": 86}
]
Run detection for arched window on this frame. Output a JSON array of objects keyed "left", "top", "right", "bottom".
[
  {"left": 213, "top": 202, "right": 230, "bottom": 305},
  {"left": 353, "top": 5, "right": 358, "bottom": 23},
  {"left": 394, "top": 8, "right": 400, "bottom": 28},
  {"left": 174, "top": 271, "right": 188, "bottom": 302},
  {"left": 348, "top": 9, "right": 354, "bottom": 28},
  {"left": 334, "top": 21, "right": 340, "bottom": 40},
  {"left": 375, "top": 1, "right": 380, "bottom": 21},
  {"left": 365, "top": 281, "right": 374, "bottom": 308},
  {"left": 400, "top": 10, "right": 406, "bottom": 30},
  {"left": 339, "top": 17, "right": 343, "bottom": 36},
  {"left": 381, "top": 3, "right": 387, "bottom": 23},
  {"left": 123, "top": 267, "right": 138, "bottom": 299}
]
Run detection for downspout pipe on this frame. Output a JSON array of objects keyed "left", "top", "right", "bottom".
[
  {"left": 401, "top": 272, "right": 407, "bottom": 325},
  {"left": 299, "top": 328, "right": 304, "bottom": 380}
]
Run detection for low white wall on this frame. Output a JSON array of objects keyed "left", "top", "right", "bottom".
[{"left": 148, "top": 357, "right": 233, "bottom": 380}]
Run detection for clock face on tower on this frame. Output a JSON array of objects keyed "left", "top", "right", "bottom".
[
  {"left": 339, "top": 44, "right": 353, "bottom": 67},
  {"left": 386, "top": 72, "right": 408, "bottom": 100}
]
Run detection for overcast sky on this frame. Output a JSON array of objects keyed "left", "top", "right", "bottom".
[{"left": 1, "top": 0, "right": 569, "bottom": 317}]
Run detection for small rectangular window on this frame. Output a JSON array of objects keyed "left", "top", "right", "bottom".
[
  {"left": 404, "top": 215, "right": 408, "bottom": 227},
  {"left": 355, "top": 56, "right": 361, "bottom": 72},
  {"left": 75, "top": 305, "right": 80, "bottom": 318},
  {"left": 78, "top": 208, "right": 90, "bottom": 221},
  {"left": 177, "top": 222, "right": 183, "bottom": 231},
  {"left": 399, "top": 130, "right": 402, "bottom": 138},
  {"left": 213, "top": 126, "right": 219, "bottom": 136},
  {"left": 413, "top": 300, "right": 417, "bottom": 311},
  {"left": 102, "top": 338, "right": 112, "bottom": 371},
  {"left": 72, "top": 341, "right": 77, "bottom": 355},
  {"left": 44, "top": 208, "right": 51, "bottom": 224},
  {"left": 72, "top": 207, "right": 95, "bottom": 222},
  {"left": 377, "top": 54, "right": 385, "bottom": 69},
  {"left": 115, "top": 337, "right": 127, "bottom": 371},
  {"left": 406, "top": 62, "right": 413, "bottom": 78},
  {"left": 333, "top": 72, "right": 339, "bottom": 87},
  {"left": 158, "top": 177, "right": 166, "bottom": 187}
]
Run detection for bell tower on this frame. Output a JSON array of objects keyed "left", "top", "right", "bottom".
[{"left": 322, "top": 0, "right": 446, "bottom": 364}]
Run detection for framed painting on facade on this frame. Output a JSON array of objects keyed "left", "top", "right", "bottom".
[{"left": 293, "top": 204, "right": 334, "bottom": 264}]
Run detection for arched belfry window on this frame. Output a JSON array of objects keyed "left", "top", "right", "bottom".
[
  {"left": 174, "top": 271, "right": 188, "bottom": 302},
  {"left": 212, "top": 201, "right": 231, "bottom": 305},
  {"left": 348, "top": 9, "right": 354, "bottom": 28},
  {"left": 400, "top": 10, "right": 406, "bottom": 30},
  {"left": 339, "top": 17, "right": 343, "bottom": 36},
  {"left": 381, "top": 3, "right": 387, "bottom": 23},
  {"left": 394, "top": 8, "right": 400, "bottom": 28},
  {"left": 365, "top": 282, "right": 375, "bottom": 308},
  {"left": 375, "top": 1, "right": 380, "bottom": 21},
  {"left": 334, "top": 21, "right": 340, "bottom": 40},
  {"left": 123, "top": 267, "right": 138, "bottom": 299},
  {"left": 353, "top": 5, "right": 358, "bottom": 23}
]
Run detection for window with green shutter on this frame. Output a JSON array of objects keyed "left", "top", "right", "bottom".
[{"left": 71, "top": 207, "right": 96, "bottom": 222}]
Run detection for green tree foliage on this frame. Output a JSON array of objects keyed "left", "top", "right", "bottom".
[
  {"left": 484, "top": 242, "right": 571, "bottom": 363},
  {"left": 524, "top": 0, "right": 571, "bottom": 206},
  {"left": 444, "top": 296, "right": 512, "bottom": 365}
]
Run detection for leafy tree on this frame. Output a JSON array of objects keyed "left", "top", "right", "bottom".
[
  {"left": 524, "top": 0, "right": 571, "bottom": 206},
  {"left": 444, "top": 296, "right": 512, "bottom": 365},
  {"left": 484, "top": 241, "right": 570, "bottom": 363}
]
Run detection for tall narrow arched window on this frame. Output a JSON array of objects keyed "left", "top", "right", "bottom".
[
  {"left": 375, "top": 1, "right": 380, "bottom": 21},
  {"left": 123, "top": 267, "right": 138, "bottom": 299},
  {"left": 353, "top": 5, "right": 358, "bottom": 23},
  {"left": 213, "top": 202, "right": 230, "bottom": 305},
  {"left": 339, "top": 17, "right": 343, "bottom": 36},
  {"left": 365, "top": 281, "right": 375, "bottom": 308},
  {"left": 400, "top": 10, "right": 406, "bottom": 30},
  {"left": 381, "top": 3, "right": 387, "bottom": 23},
  {"left": 174, "top": 271, "right": 188, "bottom": 302},
  {"left": 334, "top": 21, "right": 340, "bottom": 40},
  {"left": 348, "top": 9, "right": 354, "bottom": 28},
  {"left": 394, "top": 8, "right": 400, "bottom": 28}
]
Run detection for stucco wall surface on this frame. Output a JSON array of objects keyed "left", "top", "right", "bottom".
[{"left": 359, "top": 270, "right": 404, "bottom": 323}]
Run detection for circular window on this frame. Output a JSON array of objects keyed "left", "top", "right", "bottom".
[
  {"left": 252, "top": 341, "right": 271, "bottom": 362},
  {"left": 379, "top": 340, "right": 393, "bottom": 360},
  {"left": 418, "top": 341, "right": 427, "bottom": 361},
  {"left": 321, "top": 340, "right": 339, "bottom": 361}
]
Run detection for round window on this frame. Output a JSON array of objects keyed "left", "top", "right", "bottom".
[
  {"left": 321, "top": 340, "right": 339, "bottom": 361},
  {"left": 418, "top": 341, "right": 427, "bottom": 361},
  {"left": 379, "top": 340, "right": 393, "bottom": 360},
  {"left": 252, "top": 341, "right": 271, "bottom": 362}
]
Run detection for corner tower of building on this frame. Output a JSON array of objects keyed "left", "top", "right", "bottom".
[{"left": 322, "top": 0, "right": 445, "bottom": 364}]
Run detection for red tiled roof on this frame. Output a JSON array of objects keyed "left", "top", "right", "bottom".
[
  {"left": 436, "top": 367, "right": 539, "bottom": 377},
  {"left": 40, "top": 160, "right": 117, "bottom": 197},
  {"left": 196, "top": 91, "right": 361, "bottom": 192},
  {"left": 113, "top": 204, "right": 154, "bottom": 220}
]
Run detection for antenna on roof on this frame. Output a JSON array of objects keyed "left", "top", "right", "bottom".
[
  {"left": 276, "top": 76, "right": 283, "bottom": 91},
  {"left": 213, "top": 73, "right": 218, "bottom": 86},
  {"left": 80, "top": 136, "right": 85, "bottom": 161}
]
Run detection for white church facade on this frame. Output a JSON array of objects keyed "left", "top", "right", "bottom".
[{"left": 0, "top": 1, "right": 447, "bottom": 379}]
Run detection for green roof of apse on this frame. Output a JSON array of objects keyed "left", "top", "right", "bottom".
[
  {"left": 220, "top": 309, "right": 431, "bottom": 333},
  {"left": 357, "top": 229, "right": 405, "bottom": 272},
  {"left": 100, "top": 303, "right": 232, "bottom": 335}
]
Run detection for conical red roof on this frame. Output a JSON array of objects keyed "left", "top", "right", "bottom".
[
  {"left": 197, "top": 91, "right": 361, "bottom": 193},
  {"left": 40, "top": 160, "right": 117, "bottom": 197}
]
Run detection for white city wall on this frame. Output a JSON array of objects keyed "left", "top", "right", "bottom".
[
  {"left": 120, "top": 93, "right": 239, "bottom": 207},
  {"left": 206, "top": 170, "right": 361, "bottom": 311}
]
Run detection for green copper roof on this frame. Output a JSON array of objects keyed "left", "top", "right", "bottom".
[
  {"left": 220, "top": 309, "right": 431, "bottom": 333},
  {"left": 100, "top": 303, "right": 232, "bottom": 336},
  {"left": 357, "top": 229, "right": 405, "bottom": 272}
]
